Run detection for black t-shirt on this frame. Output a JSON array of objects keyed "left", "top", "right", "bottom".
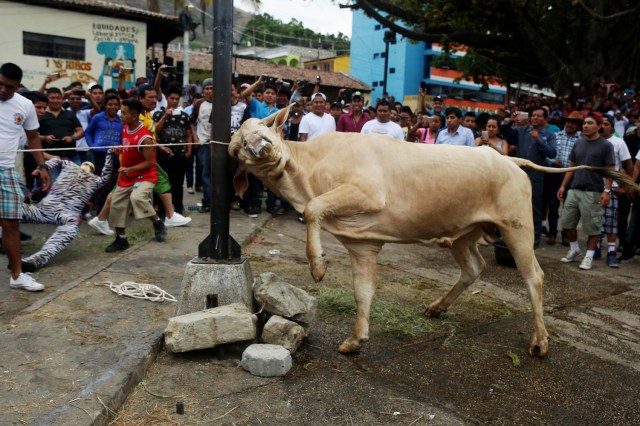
[
  {"left": 569, "top": 136, "right": 615, "bottom": 191},
  {"left": 152, "top": 109, "right": 190, "bottom": 156},
  {"left": 39, "top": 109, "right": 82, "bottom": 156}
]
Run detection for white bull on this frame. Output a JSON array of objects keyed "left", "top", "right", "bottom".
[{"left": 229, "top": 107, "right": 637, "bottom": 358}]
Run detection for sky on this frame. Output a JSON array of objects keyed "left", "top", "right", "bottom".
[{"left": 235, "top": 0, "right": 353, "bottom": 38}]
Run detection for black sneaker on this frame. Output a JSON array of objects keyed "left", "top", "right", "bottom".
[
  {"left": 21, "top": 260, "right": 39, "bottom": 273},
  {"left": 20, "top": 232, "right": 32, "bottom": 241},
  {"left": 105, "top": 236, "right": 129, "bottom": 253},
  {"left": 266, "top": 204, "right": 277, "bottom": 214},
  {"left": 275, "top": 206, "right": 289, "bottom": 215},
  {"left": 154, "top": 220, "right": 167, "bottom": 242},
  {"left": 245, "top": 206, "right": 258, "bottom": 218},
  {"left": 198, "top": 205, "right": 210, "bottom": 213}
]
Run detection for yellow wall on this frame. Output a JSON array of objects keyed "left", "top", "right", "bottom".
[
  {"left": 305, "top": 56, "right": 350, "bottom": 74},
  {"left": 1, "top": 2, "right": 147, "bottom": 90}
]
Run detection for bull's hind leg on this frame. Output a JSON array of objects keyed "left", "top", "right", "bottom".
[
  {"left": 337, "top": 241, "right": 383, "bottom": 354},
  {"left": 425, "top": 228, "right": 485, "bottom": 317},
  {"left": 499, "top": 226, "right": 548, "bottom": 357}
]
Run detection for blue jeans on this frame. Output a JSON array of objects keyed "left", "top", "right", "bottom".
[{"left": 197, "top": 144, "right": 211, "bottom": 207}]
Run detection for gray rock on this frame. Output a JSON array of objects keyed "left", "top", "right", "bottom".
[
  {"left": 253, "top": 272, "right": 317, "bottom": 331},
  {"left": 261, "top": 315, "right": 305, "bottom": 354},
  {"left": 241, "top": 344, "right": 292, "bottom": 377},
  {"left": 165, "top": 303, "right": 257, "bottom": 353}
]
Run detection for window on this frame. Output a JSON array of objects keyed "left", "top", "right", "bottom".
[
  {"left": 389, "top": 68, "right": 396, "bottom": 74},
  {"left": 372, "top": 81, "right": 378, "bottom": 87},
  {"left": 374, "top": 24, "right": 381, "bottom": 30},
  {"left": 323, "top": 63, "right": 330, "bottom": 72},
  {"left": 373, "top": 53, "right": 379, "bottom": 59},
  {"left": 23, "top": 32, "right": 85, "bottom": 60},
  {"left": 379, "top": 81, "right": 385, "bottom": 86},
  {"left": 380, "top": 52, "right": 386, "bottom": 58}
]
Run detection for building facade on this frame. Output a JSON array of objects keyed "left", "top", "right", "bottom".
[
  {"left": 350, "top": 10, "right": 507, "bottom": 112},
  {"left": 0, "top": 0, "right": 179, "bottom": 91}
]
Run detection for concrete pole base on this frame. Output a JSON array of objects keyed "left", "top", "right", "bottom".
[{"left": 176, "top": 257, "right": 254, "bottom": 316}]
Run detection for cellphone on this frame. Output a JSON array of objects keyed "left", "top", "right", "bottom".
[
  {"left": 74, "top": 89, "right": 85, "bottom": 96},
  {"left": 50, "top": 72, "right": 60, "bottom": 79},
  {"left": 316, "top": 75, "right": 321, "bottom": 82},
  {"left": 423, "top": 116, "right": 434, "bottom": 124},
  {"left": 517, "top": 112, "right": 529, "bottom": 120},
  {"left": 172, "top": 109, "right": 181, "bottom": 116},
  {"left": 163, "top": 66, "right": 175, "bottom": 72},
  {"left": 481, "top": 130, "right": 489, "bottom": 139}
]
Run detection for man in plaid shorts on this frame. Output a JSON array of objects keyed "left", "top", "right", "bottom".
[
  {"left": 0, "top": 63, "right": 50, "bottom": 291},
  {"left": 601, "top": 115, "right": 633, "bottom": 267}
]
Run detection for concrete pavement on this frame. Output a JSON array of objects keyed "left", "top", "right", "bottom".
[
  {"left": 0, "top": 191, "right": 269, "bottom": 425},
  {"left": 1, "top": 186, "right": 639, "bottom": 424}
]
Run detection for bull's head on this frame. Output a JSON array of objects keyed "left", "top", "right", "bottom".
[{"left": 229, "top": 105, "right": 292, "bottom": 198}]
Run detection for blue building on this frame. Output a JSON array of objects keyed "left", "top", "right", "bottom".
[{"left": 350, "top": 10, "right": 507, "bottom": 112}]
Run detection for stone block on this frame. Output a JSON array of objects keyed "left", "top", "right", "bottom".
[
  {"left": 241, "top": 344, "right": 292, "bottom": 377},
  {"left": 253, "top": 272, "right": 317, "bottom": 331},
  {"left": 261, "top": 315, "right": 305, "bottom": 354},
  {"left": 165, "top": 303, "right": 256, "bottom": 353},
  {"left": 176, "top": 257, "right": 254, "bottom": 316}
]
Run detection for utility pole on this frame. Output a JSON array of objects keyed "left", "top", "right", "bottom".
[{"left": 382, "top": 30, "right": 396, "bottom": 98}]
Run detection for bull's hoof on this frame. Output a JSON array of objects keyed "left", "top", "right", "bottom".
[
  {"left": 528, "top": 336, "right": 549, "bottom": 358},
  {"left": 423, "top": 305, "right": 444, "bottom": 318},
  {"left": 337, "top": 336, "right": 364, "bottom": 354},
  {"left": 310, "top": 257, "right": 326, "bottom": 283}
]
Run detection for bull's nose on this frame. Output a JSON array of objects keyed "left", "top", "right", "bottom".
[{"left": 248, "top": 139, "right": 270, "bottom": 158}]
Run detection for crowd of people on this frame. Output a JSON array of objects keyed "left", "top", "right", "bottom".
[{"left": 1, "top": 60, "right": 639, "bottom": 291}]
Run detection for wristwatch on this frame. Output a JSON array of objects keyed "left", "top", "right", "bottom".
[
  {"left": 604, "top": 188, "right": 611, "bottom": 193},
  {"left": 36, "top": 164, "right": 47, "bottom": 171}
]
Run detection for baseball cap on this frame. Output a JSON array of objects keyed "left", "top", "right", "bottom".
[
  {"left": 583, "top": 111, "right": 604, "bottom": 125},
  {"left": 310, "top": 92, "right": 327, "bottom": 101},
  {"left": 240, "top": 82, "right": 250, "bottom": 90},
  {"left": 351, "top": 91, "right": 363, "bottom": 100},
  {"left": 203, "top": 78, "right": 213, "bottom": 88},
  {"left": 135, "top": 77, "right": 147, "bottom": 86}
]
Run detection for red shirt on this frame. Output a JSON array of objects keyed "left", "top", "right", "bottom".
[
  {"left": 118, "top": 122, "right": 157, "bottom": 187},
  {"left": 336, "top": 112, "right": 371, "bottom": 133}
]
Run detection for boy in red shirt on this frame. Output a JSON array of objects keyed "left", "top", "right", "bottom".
[{"left": 106, "top": 98, "right": 167, "bottom": 252}]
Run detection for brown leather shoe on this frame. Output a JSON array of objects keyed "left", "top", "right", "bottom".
[{"left": 547, "top": 236, "right": 556, "bottom": 245}]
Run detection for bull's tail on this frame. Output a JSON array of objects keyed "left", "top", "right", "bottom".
[{"left": 507, "top": 157, "right": 640, "bottom": 192}]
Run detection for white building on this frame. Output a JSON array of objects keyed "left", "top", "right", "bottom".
[{"left": 0, "top": 0, "right": 180, "bottom": 90}]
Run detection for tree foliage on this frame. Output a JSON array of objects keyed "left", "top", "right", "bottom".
[
  {"left": 240, "top": 13, "right": 350, "bottom": 54},
  {"left": 352, "top": 0, "right": 640, "bottom": 93}
]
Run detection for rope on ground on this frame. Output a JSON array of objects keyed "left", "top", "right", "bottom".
[{"left": 94, "top": 281, "right": 177, "bottom": 303}]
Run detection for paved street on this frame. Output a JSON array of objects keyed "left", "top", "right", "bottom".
[{"left": 0, "top": 189, "right": 639, "bottom": 425}]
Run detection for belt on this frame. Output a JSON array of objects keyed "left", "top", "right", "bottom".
[{"left": 572, "top": 186, "right": 601, "bottom": 193}]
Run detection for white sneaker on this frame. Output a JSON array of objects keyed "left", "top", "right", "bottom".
[
  {"left": 89, "top": 217, "right": 114, "bottom": 235},
  {"left": 561, "top": 249, "right": 581, "bottom": 263},
  {"left": 10, "top": 273, "right": 44, "bottom": 292},
  {"left": 164, "top": 212, "right": 192, "bottom": 227},
  {"left": 579, "top": 256, "right": 593, "bottom": 270}
]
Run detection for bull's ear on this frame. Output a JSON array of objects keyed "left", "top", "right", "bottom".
[
  {"left": 262, "top": 104, "right": 292, "bottom": 132},
  {"left": 232, "top": 166, "right": 249, "bottom": 199}
]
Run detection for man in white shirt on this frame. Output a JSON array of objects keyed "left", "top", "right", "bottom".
[
  {"left": 435, "top": 107, "right": 475, "bottom": 146},
  {"left": 0, "top": 63, "right": 50, "bottom": 291},
  {"left": 601, "top": 115, "right": 633, "bottom": 267},
  {"left": 299, "top": 92, "right": 335, "bottom": 141},
  {"left": 360, "top": 100, "right": 405, "bottom": 141}
]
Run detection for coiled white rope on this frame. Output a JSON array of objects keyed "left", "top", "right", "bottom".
[{"left": 95, "top": 281, "right": 177, "bottom": 303}]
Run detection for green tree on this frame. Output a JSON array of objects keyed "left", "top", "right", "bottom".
[
  {"left": 240, "top": 13, "right": 350, "bottom": 54},
  {"left": 352, "top": 0, "right": 640, "bottom": 93}
]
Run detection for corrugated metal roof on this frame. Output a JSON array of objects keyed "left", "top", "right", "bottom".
[{"left": 159, "top": 48, "right": 371, "bottom": 92}]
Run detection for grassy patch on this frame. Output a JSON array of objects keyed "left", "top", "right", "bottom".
[{"left": 313, "top": 286, "right": 442, "bottom": 338}]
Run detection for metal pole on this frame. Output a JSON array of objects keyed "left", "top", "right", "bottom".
[
  {"left": 197, "top": 0, "right": 241, "bottom": 261},
  {"left": 183, "top": 8, "right": 190, "bottom": 92}
]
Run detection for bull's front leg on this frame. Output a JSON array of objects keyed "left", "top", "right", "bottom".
[
  {"left": 303, "top": 183, "right": 385, "bottom": 283},
  {"left": 337, "top": 241, "right": 383, "bottom": 354}
]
